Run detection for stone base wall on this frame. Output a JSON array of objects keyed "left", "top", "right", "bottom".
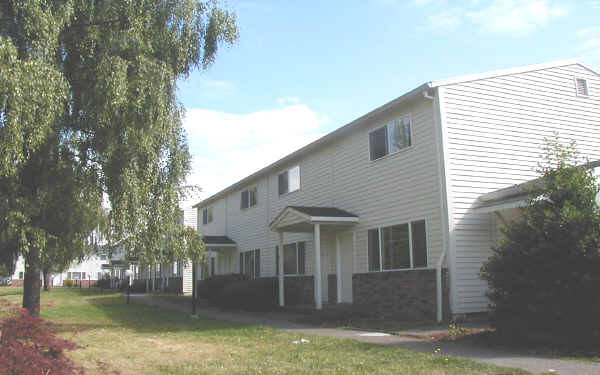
[
  {"left": 283, "top": 275, "right": 314, "bottom": 306},
  {"left": 328, "top": 275, "right": 337, "bottom": 304},
  {"left": 353, "top": 268, "right": 449, "bottom": 320}
]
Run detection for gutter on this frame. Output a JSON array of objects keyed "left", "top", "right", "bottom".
[{"left": 423, "top": 87, "right": 448, "bottom": 323}]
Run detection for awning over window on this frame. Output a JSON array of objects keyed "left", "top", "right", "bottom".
[
  {"left": 202, "top": 235, "right": 237, "bottom": 248},
  {"left": 269, "top": 206, "right": 358, "bottom": 233}
]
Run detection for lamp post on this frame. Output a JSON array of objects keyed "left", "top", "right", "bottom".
[{"left": 125, "top": 269, "right": 132, "bottom": 304}]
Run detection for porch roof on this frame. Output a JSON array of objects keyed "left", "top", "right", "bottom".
[
  {"left": 269, "top": 206, "right": 358, "bottom": 232},
  {"left": 473, "top": 159, "right": 600, "bottom": 214},
  {"left": 202, "top": 235, "right": 237, "bottom": 248}
]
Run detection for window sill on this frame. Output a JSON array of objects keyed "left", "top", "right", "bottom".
[
  {"left": 369, "top": 145, "right": 414, "bottom": 163},
  {"left": 278, "top": 188, "right": 300, "bottom": 199},
  {"left": 367, "top": 266, "right": 432, "bottom": 273}
]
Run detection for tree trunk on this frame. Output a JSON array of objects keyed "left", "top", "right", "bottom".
[
  {"left": 23, "top": 245, "right": 41, "bottom": 317},
  {"left": 42, "top": 269, "right": 51, "bottom": 292}
]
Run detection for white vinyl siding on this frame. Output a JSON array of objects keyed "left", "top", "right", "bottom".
[
  {"left": 194, "top": 95, "right": 443, "bottom": 284},
  {"left": 440, "top": 63, "right": 600, "bottom": 314}
]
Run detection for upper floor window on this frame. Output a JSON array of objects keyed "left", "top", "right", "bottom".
[
  {"left": 278, "top": 165, "right": 300, "bottom": 196},
  {"left": 202, "top": 207, "right": 213, "bottom": 225},
  {"left": 369, "top": 115, "right": 412, "bottom": 161},
  {"left": 239, "top": 249, "right": 260, "bottom": 279},
  {"left": 368, "top": 219, "right": 427, "bottom": 272},
  {"left": 576, "top": 78, "right": 589, "bottom": 97},
  {"left": 241, "top": 187, "right": 257, "bottom": 209}
]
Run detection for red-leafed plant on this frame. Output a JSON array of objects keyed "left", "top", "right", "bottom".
[{"left": 0, "top": 298, "right": 84, "bottom": 375}]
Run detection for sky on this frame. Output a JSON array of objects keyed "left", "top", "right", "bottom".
[{"left": 179, "top": 0, "right": 600, "bottom": 208}]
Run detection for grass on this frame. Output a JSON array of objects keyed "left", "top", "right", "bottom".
[{"left": 0, "top": 286, "right": 529, "bottom": 374}]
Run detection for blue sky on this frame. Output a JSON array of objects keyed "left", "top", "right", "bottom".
[{"left": 179, "top": 0, "right": 600, "bottom": 207}]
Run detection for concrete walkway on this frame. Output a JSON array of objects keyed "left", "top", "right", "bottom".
[{"left": 131, "top": 294, "right": 600, "bottom": 375}]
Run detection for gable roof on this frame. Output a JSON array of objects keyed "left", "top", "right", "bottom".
[
  {"left": 193, "top": 59, "right": 599, "bottom": 209},
  {"left": 269, "top": 206, "right": 359, "bottom": 232}
]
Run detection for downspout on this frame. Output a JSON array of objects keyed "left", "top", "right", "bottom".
[{"left": 424, "top": 88, "right": 448, "bottom": 323}]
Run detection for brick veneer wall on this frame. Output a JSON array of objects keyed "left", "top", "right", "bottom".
[
  {"left": 282, "top": 275, "right": 314, "bottom": 306},
  {"left": 353, "top": 268, "right": 449, "bottom": 320}
]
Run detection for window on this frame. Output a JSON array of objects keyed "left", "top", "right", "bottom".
[
  {"left": 278, "top": 165, "right": 300, "bottom": 196},
  {"left": 202, "top": 207, "right": 213, "bottom": 225},
  {"left": 71, "top": 272, "right": 82, "bottom": 280},
  {"left": 369, "top": 115, "right": 412, "bottom": 161},
  {"left": 241, "top": 187, "right": 258, "bottom": 209},
  {"left": 276, "top": 242, "right": 306, "bottom": 275},
  {"left": 239, "top": 249, "right": 260, "bottom": 279},
  {"left": 368, "top": 220, "right": 427, "bottom": 271},
  {"left": 210, "top": 257, "right": 215, "bottom": 276},
  {"left": 576, "top": 78, "right": 589, "bottom": 97},
  {"left": 18, "top": 272, "right": 23, "bottom": 280}
]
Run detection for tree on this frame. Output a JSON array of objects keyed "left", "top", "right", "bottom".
[
  {"left": 481, "top": 137, "right": 600, "bottom": 346},
  {"left": 0, "top": 0, "right": 238, "bottom": 316}
]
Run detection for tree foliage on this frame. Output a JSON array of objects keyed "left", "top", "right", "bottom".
[
  {"left": 481, "top": 137, "right": 600, "bottom": 346},
  {"left": 0, "top": 0, "right": 238, "bottom": 315}
]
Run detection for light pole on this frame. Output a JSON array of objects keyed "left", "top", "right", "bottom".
[{"left": 125, "top": 269, "right": 132, "bottom": 304}]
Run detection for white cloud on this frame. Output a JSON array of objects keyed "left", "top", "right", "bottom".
[
  {"left": 467, "top": 0, "right": 567, "bottom": 36},
  {"left": 180, "top": 103, "right": 327, "bottom": 208},
  {"left": 411, "top": 0, "right": 568, "bottom": 35},
  {"left": 587, "top": 1, "right": 600, "bottom": 8}
]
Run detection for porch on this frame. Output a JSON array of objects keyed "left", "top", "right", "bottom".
[{"left": 269, "top": 206, "right": 359, "bottom": 310}]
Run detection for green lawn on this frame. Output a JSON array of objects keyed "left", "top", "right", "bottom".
[{"left": 0, "top": 287, "right": 528, "bottom": 374}]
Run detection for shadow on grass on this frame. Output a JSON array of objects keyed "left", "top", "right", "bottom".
[{"left": 57, "top": 290, "right": 252, "bottom": 336}]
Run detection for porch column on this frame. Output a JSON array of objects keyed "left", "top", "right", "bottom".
[
  {"left": 336, "top": 235, "right": 342, "bottom": 304},
  {"left": 314, "top": 223, "right": 322, "bottom": 310},
  {"left": 278, "top": 232, "right": 285, "bottom": 307}
]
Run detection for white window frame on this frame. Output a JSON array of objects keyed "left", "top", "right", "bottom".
[
  {"left": 368, "top": 114, "right": 413, "bottom": 161},
  {"left": 278, "top": 241, "right": 306, "bottom": 276},
  {"left": 367, "top": 218, "right": 429, "bottom": 272},
  {"left": 239, "top": 249, "right": 260, "bottom": 279},
  {"left": 278, "top": 165, "right": 301, "bottom": 197},
  {"left": 240, "top": 186, "right": 258, "bottom": 210},
  {"left": 574, "top": 77, "right": 590, "bottom": 98},
  {"left": 202, "top": 206, "right": 213, "bottom": 225}
]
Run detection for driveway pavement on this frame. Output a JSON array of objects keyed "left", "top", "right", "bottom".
[{"left": 131, "top": 294, "right": 600, "bottom": 375}]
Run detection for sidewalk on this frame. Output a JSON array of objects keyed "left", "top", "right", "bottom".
[{"left": 131, "top": 294, "right": 600, "bottom": 375}]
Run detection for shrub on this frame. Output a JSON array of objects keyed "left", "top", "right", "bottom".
[
  {"left": 63, "top": 279, "right": 74, "bottom": 288},
  {"left": 0, "top": 299, "right": 84, "bottom": 375},
  {"left": 216, "top": 278, "right": 278, "bottom": 311},
  {"left": 481, "top": 139, "right": 600, "bottom": 348},
  {"left": 197, "top": 274, "right": 247, "bottom": 302}
]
